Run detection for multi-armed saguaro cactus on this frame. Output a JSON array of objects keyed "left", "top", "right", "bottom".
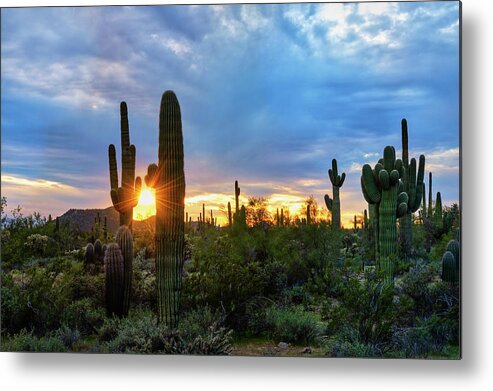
[
  {"left": 104, "top": 243, "right": 124, "bottom": 317},
  {"left": 361, "top": 146, "right": 408, "bottom": 285},
  {"left": 145, "top": 91, "right": 186, "bottom": 328},
  {"left": 324, "top": 159, "right": 345, "bottom": 228},
  {"left": 116, "top": 225, "right": 133, "bottom": 317},
  {"left": 399, "top": 119, "right": 425, "bottom": 259},
  {"left": 108, "top": 102, "right": 142, "bottom": 230}
]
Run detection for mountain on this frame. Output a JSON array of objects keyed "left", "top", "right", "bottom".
[{"left": 59, "top": 206, "right": 155, "bottom": 234}]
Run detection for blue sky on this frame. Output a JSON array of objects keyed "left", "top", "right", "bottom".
[{"left": 1, "top": 1, "right": 460, "bottom": 226}]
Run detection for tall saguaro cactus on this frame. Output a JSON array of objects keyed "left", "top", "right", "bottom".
[
  {"left": 325, "top": 159, "right": 345, "bottom": 228},
  {"left": 399, "top": 119, "right": 425, "bottom": 259},
  {"left": 145, "top": 91, "right": 186, "bottom": 328},
  {"left": 361, "top": 146, "right": 408, "bottom": 285},
  {"left": 108, "top": 102, "right": 142, "bottom": 230}
]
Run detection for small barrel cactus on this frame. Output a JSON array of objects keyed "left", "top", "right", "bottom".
[
  {"left": 85, "top": 243, "right": 95, "bottom": 264},
  {"left": 441, "top": 251, "right": 458, "bottom": 283}
]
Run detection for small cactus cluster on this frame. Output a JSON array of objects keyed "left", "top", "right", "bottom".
[
  {"left": 84, "top": 238, "right": 106, "bottom": 265},
  {"left": 324, "top": 159, "right": 345, "bottom": 228},
  {"left": 441, "top": 238, "right": 460, "bottom": 283}
]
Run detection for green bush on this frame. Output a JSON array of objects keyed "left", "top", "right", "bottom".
[
  {"left": 325, "top": 275, "right": 402, "bottom": 350},
  {"left": 98, "top": 311, "right": 232, "bottom": 355},
  {"left": 1, "top": 329, "right": 68, "bottom": 352},
  {"left": 265, "top": 306, "right": 323, "bottom": 345}
]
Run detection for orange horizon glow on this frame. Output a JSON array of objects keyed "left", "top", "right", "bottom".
[{"left": 131, "top": 189, "right": 370, "bottom": 227}]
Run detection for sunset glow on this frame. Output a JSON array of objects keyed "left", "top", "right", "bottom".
[{"left": 133, "top": 188, "right": 156, "bottom": 221}]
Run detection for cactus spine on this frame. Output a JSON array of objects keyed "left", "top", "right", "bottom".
[
  {"left": 399, "top": 119, "right": 425, "bottom": 259},
  {"left": 361, "top": 146, "right": 408, "bottom": 285},
  {"left": 108, "top": 102, "right": 142, "bottom": 230},
  {"left": 104, "top": 243, "right": 124, "bottom": 317},
  {"left": 145, "top": 91, "right": 185, "bottom": 328},
  {"left": 325, "top": 159, "right": 345, "bottom": 228},
  {"left": 116, "top": 225, "right": 133, "bottom": 317}
]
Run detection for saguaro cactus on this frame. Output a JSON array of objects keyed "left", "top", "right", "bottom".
[
  {"left": 116, "top": 225, "right": 133, "bottom": 317},
  {"left": 428, "top": 172, "right": 433, "bottom": 218},
  {"left": 145, "top": 91, "right": 185, "bottom": 328},
  {"left": 325, "top": 159, "right": 345, "bottom": 228},
  {"left": 228, "top": 202, "right": 233, "bottom": 226},
  {"left": 399, "top": 119, "right": 425, "bottom": 259},
  {"left": 434, "top": 191, "right": 443, "bottom": 231},
  {"left": 109, "top": 102, "right": 142, "bottom": 230},
  {"left": 306, "top": 204, "right": 311, "bottom": 225},
  {"left": 104, "top": 243, "right": 124, "bottom": 317},
  {"left": 235, "top": 180, "right": 241, "bottom": 213},
  {"left": 361, "top": 146, "right": 408, "bottom": 285}
]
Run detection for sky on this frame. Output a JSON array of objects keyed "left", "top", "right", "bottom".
[{"left": 1, "top": 1, "right": 460, "bottom": 227}]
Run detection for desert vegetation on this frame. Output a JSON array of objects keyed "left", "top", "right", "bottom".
[{"left": 0, "top": 92, "right": 460, "bottom": 358}]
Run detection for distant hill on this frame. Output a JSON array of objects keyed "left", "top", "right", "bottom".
[{"left": 59, "top": 207, "right": 156, "bottom": 234}]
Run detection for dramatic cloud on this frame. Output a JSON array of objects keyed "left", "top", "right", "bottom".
[{"left": 1, "top": 2, "right": 460, "bottom": 225}]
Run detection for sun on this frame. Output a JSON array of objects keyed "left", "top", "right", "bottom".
[{"left": 133, "top": 188, "right": 156, "bottom": 221}]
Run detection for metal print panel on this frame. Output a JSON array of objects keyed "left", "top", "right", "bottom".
[{"left": 0, "top": 1, "right": 461, "bottom": 358}]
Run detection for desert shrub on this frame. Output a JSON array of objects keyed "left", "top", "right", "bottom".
[
  {"left": 265, "top": 306, "right": 323, "bottom": 345},
  {"left": 1, "top": 329, "right": 68, "bottom": 352},
  {"left": 325, "top": 327, "right": 383, "bottom": 358},
  {"left": 177, "top": 306, "right": 224, "bottom": 340},
  {"left": 397, "top": 263, "right": 439, "bottom": 318},
  {"left": 131, "top": 249, "right": 156, "bottom": 309},
  {"left": 181, "top": 230, "right": 270, "bottom": 329},
  {"left": 389, "top": 312, "right": 456, "bottom": 359},
  {"left": 59, "top": 298, "right": 106, "bottom": 336},
  {"left": 0, "top": 258, "right": 93, "bottom": 336},
  {"left": 54, "top": 325, "right": 81, "bottom": 349},
  {"left": 98, "top": 311, "right": 232, "bottom": 355},
  {"left": 324, "top": 275, "right": 402, "bottom": 351}
]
